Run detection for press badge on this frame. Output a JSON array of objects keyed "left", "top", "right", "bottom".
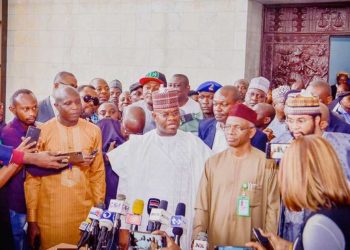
[{"left": 237, "top": 183, "right": 250, "bottom": 217}]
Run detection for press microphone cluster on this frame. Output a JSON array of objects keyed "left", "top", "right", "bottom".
[
  {"left": 77, "top": 194, "right": 129, "bottom": 250},
  {"left": 77, "top": 196, "right": 187, "bottom": 249},
  {"left": 129, "top": 198, "right": 185, "bottom": 249},
  {"left": 135, "top": 199, "right": 187, "bottom": 247}
]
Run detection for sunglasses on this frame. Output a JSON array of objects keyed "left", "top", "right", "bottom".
[{"left": 83, "top": 95, "right": 100, "bottom": 106}]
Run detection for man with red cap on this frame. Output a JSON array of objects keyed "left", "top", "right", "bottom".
[
  {"left": 193, "top": 103, "right": 280, "bottom": 248},
  {"left": 108, "top": 87, "right": 212, "bottom": 249}
]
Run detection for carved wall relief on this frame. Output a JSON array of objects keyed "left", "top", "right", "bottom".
[
  {"left": 316, "top": 8, "right": 347, "bottom": 32},
  {"left": 275, "top": 44, "right": 329, "bottom": 86},
  {"left": 261, "top": 4, "right": 350, "bottom": 88}
]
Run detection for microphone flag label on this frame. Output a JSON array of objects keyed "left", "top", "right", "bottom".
[
  {"left": 101, "top": 211, "right": 115, "bottom": 221},
  {"left": 88, "top": 207, "right": 103, "bottom": 220},
  {"left": 126, "top": 213, "right": 142, "bottom": 226},
  {"left": 149, "top": 200, "right": 160, "bottom": 207},
  {"left": 109, "top": 199, "right": 129, "bottom": 215},
  {"left": 102, "top": 211, "right": 111, "bottom": 218},
  {"left": 193, "top": 240, "right": 209, "bottom": 250},
  {"left": 170, "top": 215, "right": 186, "bottom": 228},
  {"left": 149, "top": 208, "right": 171, "bottom": 221},
  {"left": 79, "top": 221, "right": 89, "bottom": 231}
]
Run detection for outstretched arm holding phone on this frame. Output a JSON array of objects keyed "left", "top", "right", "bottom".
[{"left": 0, "top": 138, "right": 68, "bottom": 188}]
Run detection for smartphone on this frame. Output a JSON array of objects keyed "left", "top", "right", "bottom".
[
  {"left": 214, "top": 247, "right": 253, "bottom": 250},
  {"left": 252, "top": 228, "right": 272, "bottom": 250},
  {"left": 266, "top": 143, "right": 290, "bottom": 160},
  {"left": 90, "top": 149, "right": 98, "bottom": 156},
  {"left": 181, "top": 113, "right": 195, "bottom": 123},
  {"left": 130, "top": 231, "right": 166, "bottom": 249},
  {"left": 25, "top": 126, "right": 41, "bottom": 147},
  {"left": 57, "top": 152, "right": 84, "bottom": 164}
]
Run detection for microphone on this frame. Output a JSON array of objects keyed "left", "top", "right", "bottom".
[
  {"left": 76, "top": 207, "right": 103, "bottom": 249},
  {"left": 154, "top": 200, "right": 169, "bottom": 231},
  {"left": 126, "top": 199, "right": 144, "bottom": 232},
  {"left": 88, "top": 207, "right": 104, "bottom": 249},
  {"left": 106, "top": 194, "right": 128, "bottom": 250},
  {"left": 170, "top": 213, "right": 186, "bottom": 229},
  {"left": 172, "top": 203, "right": 186, "bottom": 246},
  {"left": 77, "top": 218, "right": 92, "bottom": 249},
  {"left": 149, "top": 207, "right": 171, "bottom": 230},
  {"left": 146, "top": 198, "right": 160, "bottom": 232},
  {"left": 193, "top": 232, "right": 209, "bottom": 250},
  {"left": 108, "top": 194, "right": 129, "bottom": 215},
  {"left": 96, "top": 210, "right": 116, "bottom": 250},
  {"left": 147, "top": 198, "right": 160, "bottom": 215}
]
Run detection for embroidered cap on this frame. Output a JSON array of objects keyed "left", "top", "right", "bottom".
[
  {"left": 248, "top": 77, "right": 270, "bottom": 95},
  {"left": 152, "top": 88, "right": 179, "bottom": 110},
  {"left": 284, "top": 90, "right": 321, "bottom": 115},
  {"left": 272, "top": 85, "right": 291, "bottom": 103}
]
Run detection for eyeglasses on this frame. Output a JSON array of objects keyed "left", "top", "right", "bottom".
[
  {"left": 223, "top": 124, "right": 254, "bottom": 132},
  {"left": 83, "top": 95, "right": 100, "bottom": 106}
]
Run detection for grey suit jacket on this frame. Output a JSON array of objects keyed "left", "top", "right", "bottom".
[{"left": 37, "top": 96, "right": 55, "bottom": 123}]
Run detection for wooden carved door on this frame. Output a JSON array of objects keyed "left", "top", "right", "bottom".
[{"left": 261, "top": 3, "right": 350, "bottom": 88}]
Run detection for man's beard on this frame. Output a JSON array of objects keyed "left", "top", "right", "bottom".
[
  {"left": 290, "top": 122, "right": 316, "bottom": 139},
  {"left": 290, "top": 130, "right": 306, "bottom": 139}
]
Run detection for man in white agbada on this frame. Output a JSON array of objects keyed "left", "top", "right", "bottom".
[{"left": 107, "top": 87, "right": 212, "bottom": 249}]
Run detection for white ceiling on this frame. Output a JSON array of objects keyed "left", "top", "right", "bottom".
[{"left": 255, "top": 0, "right": 350, "bottom": 4}]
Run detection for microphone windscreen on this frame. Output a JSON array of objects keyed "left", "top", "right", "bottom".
[
  {"left": 159, "top": 200, "right": 168, "bottom": 210},
  {"left": 147, "top": 198, "right": 160, "bottom": 214},
  {"left": 172, "top": 227, "right": 183, "bottom": 236},
  {"left": 175, "top": 202, "right": 186, "bottom": 216},
  {"left": 97, "top": 203, "right": 106, "bottom": 210},
  {"left": 117, "top": 193, "right": 126, "bottom": 200},
  {"left": 132, "top": 199, "right": 144, "bottom": 215},
  {"left": 99, "top": 211, "right": 115, "bottom": 231}
]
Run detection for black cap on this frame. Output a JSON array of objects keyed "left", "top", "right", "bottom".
[{"left": 129, "top": 82, "right": 143, "bottom": 93}]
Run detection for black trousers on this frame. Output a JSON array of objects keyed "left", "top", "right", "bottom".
[{"left": 0, "top": 186, "right": 15, "bottom": 250}]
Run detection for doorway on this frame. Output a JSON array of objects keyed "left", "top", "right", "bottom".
[{"left": 329, "top": 36, "right": 350, "bottom": 86}]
